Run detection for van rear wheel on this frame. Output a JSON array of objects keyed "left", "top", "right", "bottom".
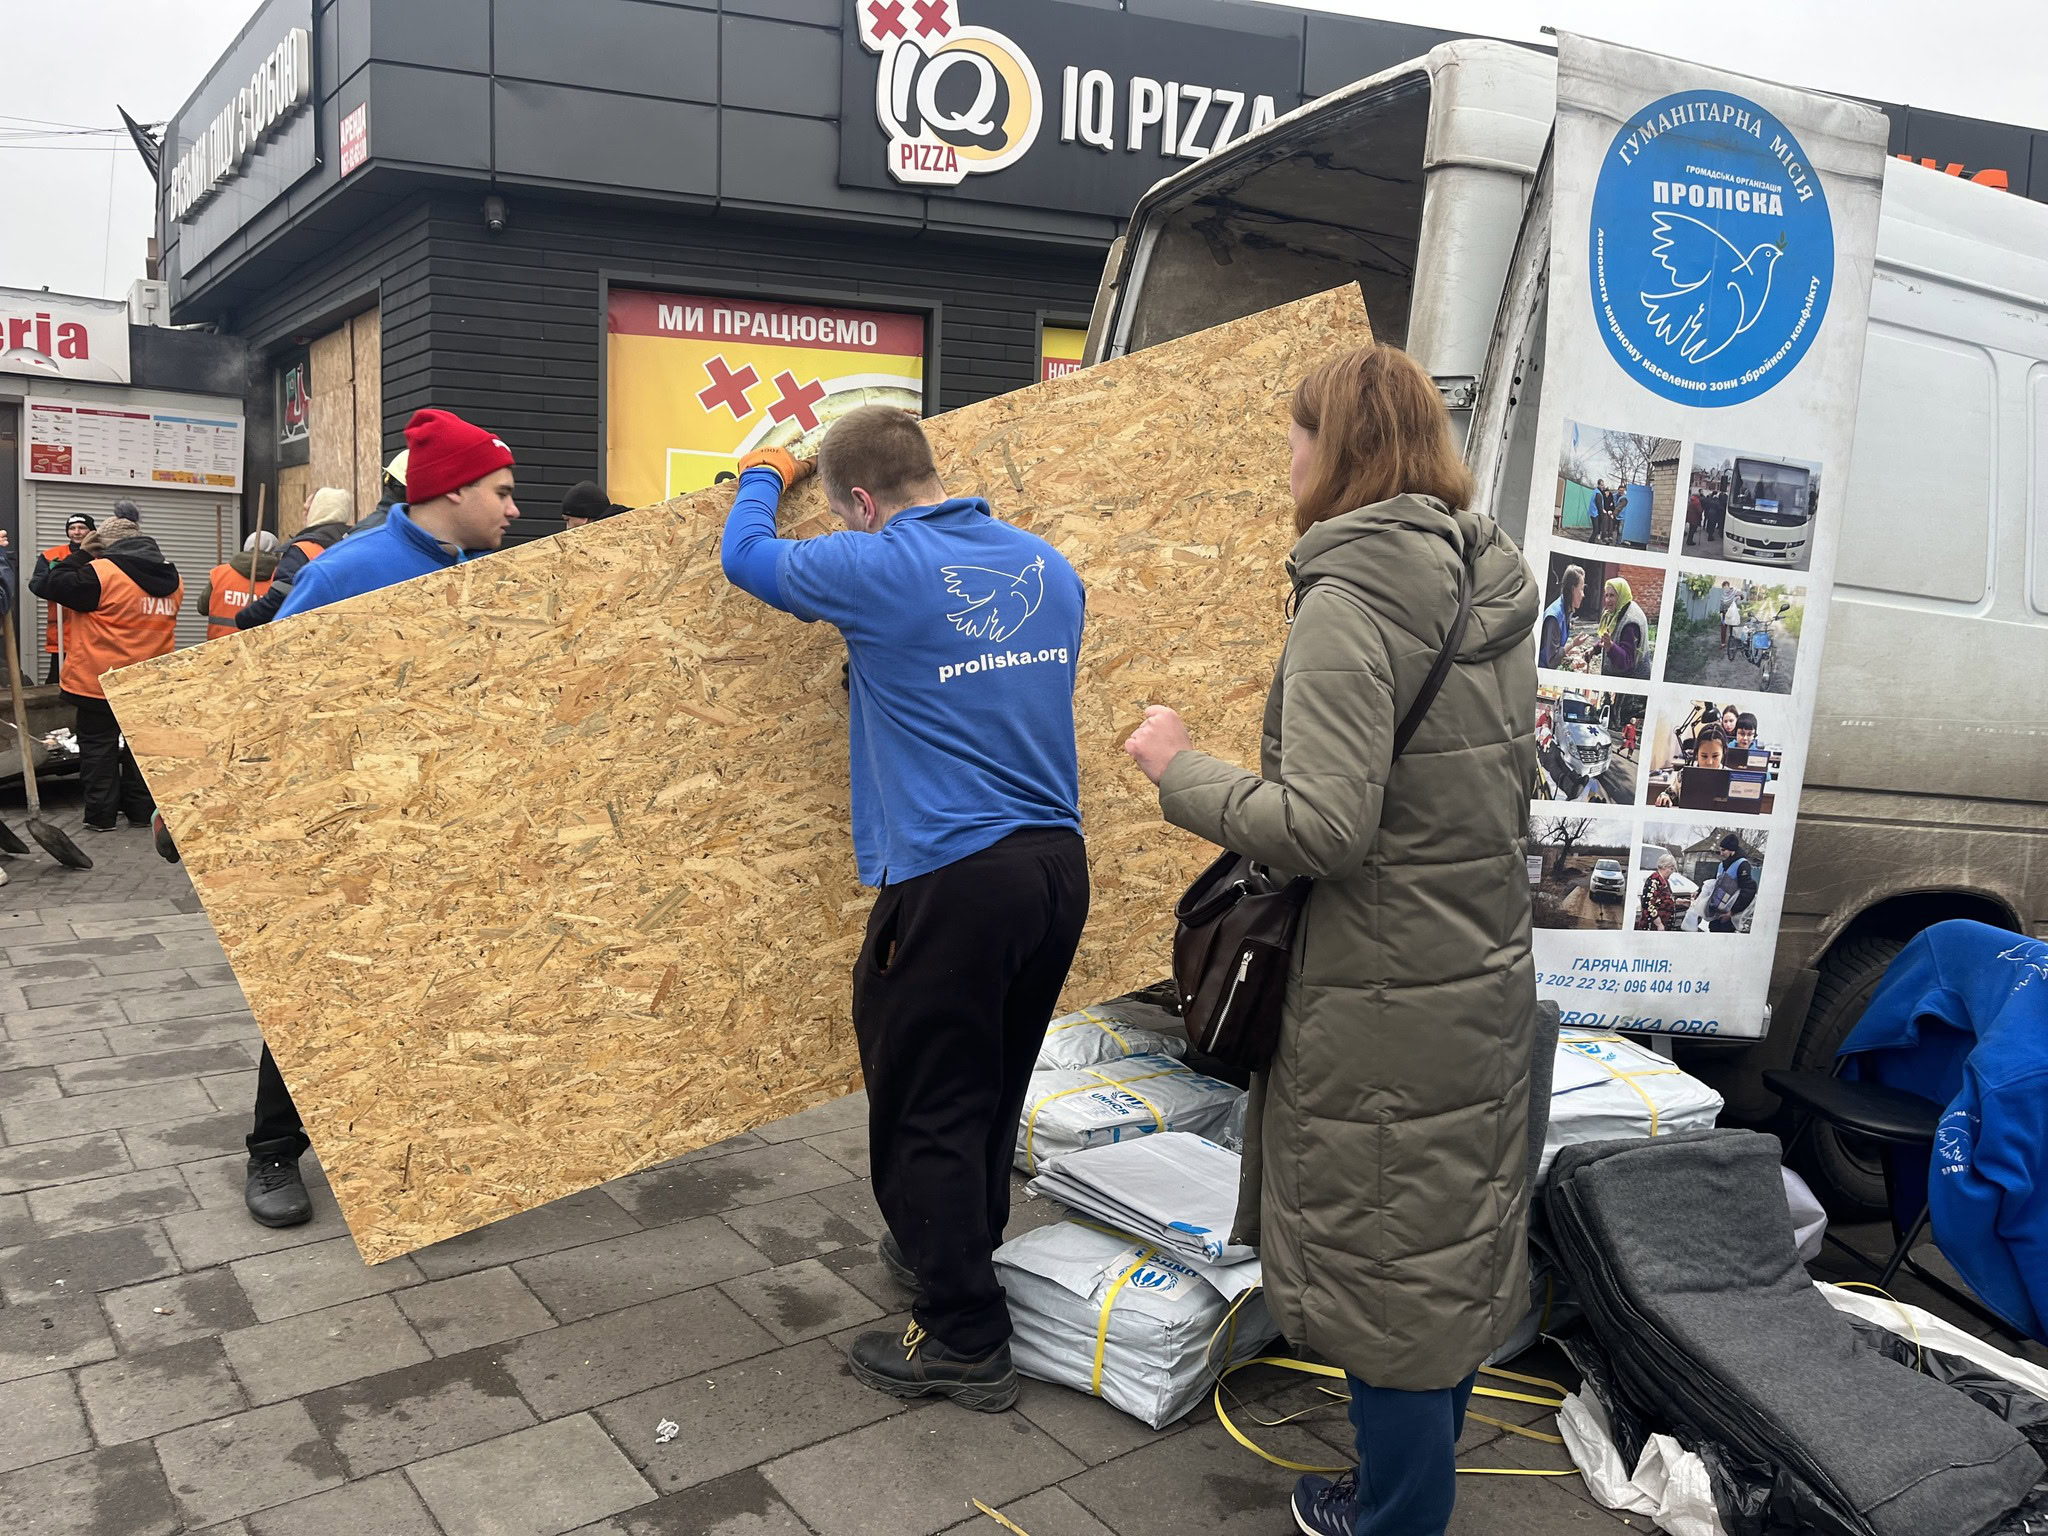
[{"left": 1789, "top": 936, "right": 1906, "bottom": 1218}]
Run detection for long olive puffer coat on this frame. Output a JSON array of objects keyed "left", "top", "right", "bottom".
[{"left": 1159, "top": 493, "right": 1540, "bottom": 1391}]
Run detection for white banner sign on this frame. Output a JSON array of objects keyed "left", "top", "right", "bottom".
[
  {"left": 1522, "top": 36, "right": 1888, "bottom": 1040},
  {"left": 26, "top": 400, "right": 244, "bottom": 493},
  {"left": 0, "top": 288, "right": 131, "bottom": 385}
]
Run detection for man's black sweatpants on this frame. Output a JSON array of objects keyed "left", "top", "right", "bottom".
[
  {"left": 854, "top": 826, "right": 1089, "bottom": 1358},
  {"left": 65, "top": 692, "right": 155, "bottom": 829}
]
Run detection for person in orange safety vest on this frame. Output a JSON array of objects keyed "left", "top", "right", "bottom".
[
  {"left": 37, "top": 516, "right": 184, "bottom": 832},
  {"left": 199, "top": 531, "right": 281, "bottom": 640},
  {"left": 29, "top": 514, "right": 94, "bottom": 683}
]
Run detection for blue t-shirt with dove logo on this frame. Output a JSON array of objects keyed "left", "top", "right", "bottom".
[{"left": 721, "top": 472, "right": 1084, "bottom": 886}]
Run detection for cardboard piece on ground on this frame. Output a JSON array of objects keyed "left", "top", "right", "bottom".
[{"left": 106, "top": 286, "right": 1373, "bottom": 1262}]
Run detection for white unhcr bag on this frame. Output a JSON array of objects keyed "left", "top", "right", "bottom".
[
  {"left": 1015, "top": 1055, "right": 1245, "bottom": 1175},
  {"left": 1035, "top": 999, "right": 1188, "bottom": 1071},
  {"left": 995, "top": 1220, "right": 1277, "bottom": 1429},
  {"left": 1542, "top": 1030, "right": 1723, "bottom": 1179}
]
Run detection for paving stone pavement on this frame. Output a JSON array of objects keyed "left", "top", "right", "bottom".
[{"left": 0, "top": 814, "right": 2036, "bottom": 1535}]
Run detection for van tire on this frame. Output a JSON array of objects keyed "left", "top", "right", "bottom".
[{"left": 1790, "top": 936, "right": 1906, "bottom": 1218}]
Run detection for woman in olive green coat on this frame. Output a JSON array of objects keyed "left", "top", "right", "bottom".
[{"left": 1125, "top": 343, "right": 1540, "bottom": 1536}]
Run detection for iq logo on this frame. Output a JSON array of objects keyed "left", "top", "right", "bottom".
[
  {"left": 1588, "top": 89, "right": 1833, "bottom": 406},
  {"left": 857, "top": 0, "right": 1042, "bottom": 187}
]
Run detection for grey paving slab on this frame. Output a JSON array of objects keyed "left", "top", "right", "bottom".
[
  {"left": 0, "top": 1294, "right": 117, "bottom": 1382},
  {"left": 805, "top": 1174, "right": 889, "bottom": 1240},
  {"left": 19, "top": 970, "right": 200, "bottom": 1011},
  {"left": 499, "top": 1286, "right": 780, "bottom": 1419},
  {"left": 221, "top": 1293, "right": 432, "bottom": 1405},
  {"left": 514, "top": 1216, "right": 771, "bottom": 1324},
  {"left": 100, "top": 1269, "right": 260, "bottom": 1354},
  {"left": 762, "top": 1398, "right": 1085, "bottom": 1536},
  {"left": 0, "top": 1131, "right": 133, "bottom": 1196},
  {"left": 76, "top": 1336, "right": 248, "bottom": 1444},
  {"left": 407, "top": 1413, "right": 656, "bottom": 1536},
  {"left": 182, "top": 1150, "right": 332, "bottom": 1213},
  {"left": 660, "top": 1130, "right": 770, "bottom": 1168},
  {"left": 943, "top": 1487, "right": 1119, "bottom": 1536},
  {"left": 185, "top": 962, "right": 240, "bottom": 987},
  {"left": 0, "top": 1193, "right": 33, "bottom": 1248},
  {"left": 69, "top": 912, "right": 218, "bottom": 941},
  {"left": 52, "top": 1042, "right": 254, "bottom": 1096},
  {"left": 606, "top": 1142, "right": 858, "bottom": 1227},
  {"left": 1446, "top": 1465, "right": 1626, "bottom": 1533},
  {"left": 301, "top": 1346, "right": 538, "bottom": 1477},
  {"left": 0, "top": 1067, "right": 62, "bottom": 1106},
  {"left": 718, "top": 1258, "right": 885, "bottom": 1346},
  {"left": 566, "top": 1467, "right": 812, "bottom": 1535},
  {"left": 1062, "top": 1417, "right": 1355, "bottom": 1536},
  {"left": 592, "top": 1337, "right": 905, "bottom": 1495},
  {"left": 0, "top": 1031, "right": 112, "bottom": 1071},
  {"left": 0, "top": 1222, "right": 181, "bottom": 1303},
  {"left": 411, "top": 1187, "right": 645, "bottom": 1280},
  {"left": 25, "top": 1166, "right": 198, "bottom": 1237},
  {"left": 754, "top": 1092, "right": 869, "bottom": 1144},
  {"left": 122, "top": 986, "right": 251, "bottom": 1025},
  {"left": 118, "top": 1109, "right": 247, "bottom": 1169},
  {"left": 0, "top": 998, "right": 129, "bottom": 1038},
  {"left": 0, "top": 1369, "right": 92, "bottom": 1474},
  {"left": 719, "top": 1192, "right": 874, "bottom": 1267},
  {"left": 804, "top": 1126, "right": 870, "bottom": 1179},
  {"left": 101, "top": 1015, "right": 254, "bottom": 1056},
  {"left": 153, "top": 1399, "right": 346, "bottom": 1528},
  {"left": 6, "top": 957, "right": 100, "bottom": 983},
  {"left": 160, "top": 1194, "right": 344, "bottom": 1270},
  {"left": 244, "top": 1470, "right": 441, "bottom": 1536},
  {"left": 0, "top": 1078, "right": 215, "bottom": 1143},
  {"left": 199, "top": 1068, "right": 258, "bottom": 1111},
  {"left": 0, "top": 1437, "right": 181, "bottom": 1535},
  {"left": 231, "top": 1236, "right": 423, "bottom": 1322},
  {"left": 94, "top": 940, "right": 230, "bottom": 978},
  {"left": 395, "top": 1265, "right": 559, "bottom": 1357},
  {"left": 1013, "top": 1377, "right": 1188, "bottom": 1468},
  {"left": 817, "top": 1240, "right": 912, "bottom": 1311},
  {"left": 16, "top": 900, "right": 181, "bottom": 926}
]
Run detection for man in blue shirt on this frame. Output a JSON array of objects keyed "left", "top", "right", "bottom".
[
  {"left": 722, "top": 406, "right": 1086, "bottom": 1412},
  {"left": 241, "top": 408, "right": 519, "bottom": 1230}
]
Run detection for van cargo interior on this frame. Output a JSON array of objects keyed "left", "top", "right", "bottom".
[{"left": 1115, "top": 75, "right": 1431, "bottom": 356}]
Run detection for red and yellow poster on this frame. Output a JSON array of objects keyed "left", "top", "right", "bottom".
[
  {"left": 606, "top": 289, "right": 926, "bottom": 507},
  {"left": 1040, "top": 325, "right": 1087, "bottom": 383}
]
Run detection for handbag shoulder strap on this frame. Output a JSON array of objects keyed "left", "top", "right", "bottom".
[{"left": 1390, "top": 557, "right": 1473, "bottom": 761}]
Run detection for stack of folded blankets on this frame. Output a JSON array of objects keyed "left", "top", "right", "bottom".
[
  {"left": 996, "top": 1132, "right": 1277, "bottom": 1428},
  {"left": 1013, "top": 1053, "right": 1245, "bottom": 1175},
  {"left": 1547, "top": 1128, "right": 2045, "bottom": 1536},
  {"left": 1035, "top": 998, "right": 1190, "bottom": 1071}
]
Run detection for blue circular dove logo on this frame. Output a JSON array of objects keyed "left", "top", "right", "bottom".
[{"left": 1588, "top": 89, "right": 1834, "bottom": 406}]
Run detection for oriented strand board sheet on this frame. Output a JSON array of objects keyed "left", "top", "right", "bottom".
[{"left": 108, "top": 286, "right": 1372, "bottom": 1262}]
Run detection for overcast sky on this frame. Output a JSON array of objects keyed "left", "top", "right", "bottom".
[{"left": 3, "top": 0, "right": 2043, "bottom": 301}]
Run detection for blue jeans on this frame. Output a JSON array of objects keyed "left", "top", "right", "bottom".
[{"left": 1345, "top": 1371, "right": 1477, "bottom": 1536}]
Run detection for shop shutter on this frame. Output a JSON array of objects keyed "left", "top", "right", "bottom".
[{"left": 25, "top": 482, "right": 242, "bottom": 666}]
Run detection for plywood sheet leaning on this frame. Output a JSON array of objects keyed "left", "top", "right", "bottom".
[{"left": 107, "top": 285, "right": 1373, "bottom": 1263}]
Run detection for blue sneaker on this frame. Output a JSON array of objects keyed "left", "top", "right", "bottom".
[{"left": 1292, "top": 1471, "right": 1359, "bottom": 1535}]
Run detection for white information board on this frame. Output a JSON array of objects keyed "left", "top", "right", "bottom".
[{"left": 25, "top": 399, "right": 244, "bottom": 493}]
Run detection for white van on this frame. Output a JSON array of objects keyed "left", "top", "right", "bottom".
[{"left": 1084, "top": 42, "right": 2048, "bottom": 1209}]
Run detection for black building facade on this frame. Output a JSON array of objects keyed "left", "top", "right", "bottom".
[{"left": 161, "top": 0, "right": 2048, "bottom": 539}]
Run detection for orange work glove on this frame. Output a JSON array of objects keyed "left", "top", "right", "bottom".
[{"left": 735, "top": 447, "right": 816, "bottom": 487}]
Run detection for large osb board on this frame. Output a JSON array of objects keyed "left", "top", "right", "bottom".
[{"left": 107, "top": 286, "right": 1372, "bottom": 1263}]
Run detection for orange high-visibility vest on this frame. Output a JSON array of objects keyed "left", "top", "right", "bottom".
[
  {"left": 60, "top": 560, "right": 182, "bottom": 699},
  {"left": 205, "top": 562, "right": 272, "bottom": 641},
  {"left": 39, "top": 543, "right": 72, "bottom": 654},
  {"left": 293, "top": 537, "right": 324, "bottom": 565}
]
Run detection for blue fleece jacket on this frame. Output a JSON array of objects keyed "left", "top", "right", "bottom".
[
  {"left": 1840, "top": 920, "right": 2048, "bottom": 1339},
  {"left": 721, "top": 465, "right": 1083, "bottom": 886},
  {"left": 273, "top": 506, "right": 463, "bottom": 619}
]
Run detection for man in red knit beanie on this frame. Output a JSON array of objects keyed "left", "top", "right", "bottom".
[{"left": 243, "top": 407, "right": 518, "bottom": 1227}]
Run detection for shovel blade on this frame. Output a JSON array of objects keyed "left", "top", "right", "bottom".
[
  {"left": 28, "top": 819, "right": 93, "bottom": 871},
  {"left": 0, "top": 820, "right": 27, "bottom": 856}
]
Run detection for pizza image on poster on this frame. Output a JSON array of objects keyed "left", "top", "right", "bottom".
[{"left": 606, "top": 289, "right": 926, "bottom": 507}]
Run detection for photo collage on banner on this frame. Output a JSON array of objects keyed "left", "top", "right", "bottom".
[{"left": 1521, "top": 36, "right": 1889, "bottom": 1039}]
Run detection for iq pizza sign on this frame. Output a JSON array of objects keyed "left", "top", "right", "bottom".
[{"left": 842, "top": 0, "right": 1300, "bottom": 218}]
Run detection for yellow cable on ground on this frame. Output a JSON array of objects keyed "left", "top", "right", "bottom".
[
  {"left": 971, "top": 1498, "right": 1034, "bottom": 1534},
  {"left": 1833, "top": 1280, "right": 1925, "bottom": 1373}
]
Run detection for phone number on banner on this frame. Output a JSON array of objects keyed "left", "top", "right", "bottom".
[{"left": 1539, "top": 958, "right": 1723, "bottom": 1035}]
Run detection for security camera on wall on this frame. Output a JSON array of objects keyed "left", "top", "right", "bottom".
[{"left": 483, "top": 196, "right": 508, "bottom": 236}]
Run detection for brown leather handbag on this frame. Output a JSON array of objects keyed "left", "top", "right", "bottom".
[{"left": 1171, "top": 562, "right": 1473, "bottom": 1071}]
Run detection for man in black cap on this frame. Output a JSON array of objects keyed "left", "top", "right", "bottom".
[
  {"left": 31, "top": 514, "right": 94, "bottom": 682},
  {"left": 560, "top": 481, "right": 618, "bottom": 532}
]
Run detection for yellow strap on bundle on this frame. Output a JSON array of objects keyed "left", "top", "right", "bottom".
[
  {"left": 1562, "top": 1034, "right": 1686, "bottom": 1134},
  {"left": 1019, "top": 1067, "right": 1177, "bottom": 1173},
  {"left": 1091, "top": 1245, "right": 1161, "bottom": 1395}
]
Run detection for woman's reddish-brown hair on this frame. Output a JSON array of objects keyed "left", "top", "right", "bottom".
[{"left": 1290, "top": 343, "right": 1475, "bottom": 533}]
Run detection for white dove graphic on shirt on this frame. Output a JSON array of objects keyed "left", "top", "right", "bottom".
[
  {"left": 1639, "top": 213, "right": 1785, "bottom": 364},
  {"left": 941, "top": 556, "right": 1046, "bottom": 643}
]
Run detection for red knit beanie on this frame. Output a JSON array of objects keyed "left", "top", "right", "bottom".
[{"left": 403, "top": 408, "right": 514, "bottom": 504}]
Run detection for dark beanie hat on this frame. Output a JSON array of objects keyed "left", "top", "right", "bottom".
[
  {"left": 65, "top": 513, "right": 96, "bottom": 532},
  {"left": 561, "top": 481, "right": 611, "bottom": 519},
  {"left": 403, "top": 409, "right": 514, "bottom": 503}
]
